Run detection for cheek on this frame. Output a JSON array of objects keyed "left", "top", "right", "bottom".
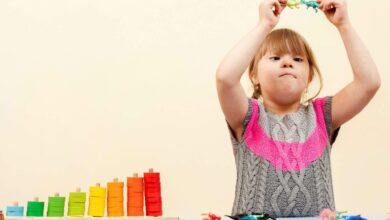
[
  {"left": 300, "top": 66, "right": 311, "bottom": 84},
  {"left": 305, "top": 72, "right": 312, "bottom": 84},
  {"left": 258, "top": 72, "right": 274, "bottom": 85},
  {"left": 299, "top": 79, "right": 308, "bottom": 89},
  {"left": 258, "top": 63, "right": 273, "bottom": 77}
]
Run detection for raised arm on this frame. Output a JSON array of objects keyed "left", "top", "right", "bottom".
[
  {"left": 216, "top": 0, "right": 285, "bottom": 139},
  {"left": 319, "top": 0, "right": 381, "bottom": 130}
]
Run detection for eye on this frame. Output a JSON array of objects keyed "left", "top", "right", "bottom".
[
  {"left": 270, "top": 56, "right": 280, "bottom": 61},
  {"left": 294, "top": 57, "right": 304, "bottom": 62}
]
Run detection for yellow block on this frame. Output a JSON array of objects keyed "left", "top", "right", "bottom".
[{"left": 88, "top": 186, "right": 106, "bottom": 217}]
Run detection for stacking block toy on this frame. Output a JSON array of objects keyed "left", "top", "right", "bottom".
[
  {"left": 127, "top": 173, "right": 144, "bottom": 216},
  {"left": 68, "top": 188, "right": 86, "bottom": 217},
  {"left": 144, "top": 168, "right": 162, "bottom": 216},
  {"left": 107, "top": 178, "right": 124, "bottom": 216},
  {"left": 26, "top": 197, "right": 44, "bottom": 217},
  {"left": 6, "top": 202, "right": 24, "bottom": 216},
  {"left": 4, "top": 170, "right": 165, "bottom": 218},
  {"left": 88, "top": 183, "right": 106, "bottom": 217},
  {"left": 47, "top": 193, "right": 66, "bottom": 217}
]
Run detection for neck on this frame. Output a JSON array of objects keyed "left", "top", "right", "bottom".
[{"left": 263, "top": 99, "right": 302, "bottom": 116}]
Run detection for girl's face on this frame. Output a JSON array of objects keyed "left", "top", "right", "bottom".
[{"left": 256, "top": 50, "right": 310, "bottom": 105}]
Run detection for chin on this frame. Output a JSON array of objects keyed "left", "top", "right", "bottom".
[
  {"left": 271, "top": 91, "right": 302, "bottom": 105},
  {"left": 274, "top": 98, "right": 300, "bottom": 106}
]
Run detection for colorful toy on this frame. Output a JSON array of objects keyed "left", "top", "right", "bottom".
[
  {"left": 319, "top": 208, "right": 336, "bottom": 220},
  {"left": 107, "top": 178, "right": 125, "bottom": 216},
  {"left": 335, "top": 211, "right": 348, "bottom": 220},
  {"left": 329, "top": 211, "right": 367, "bottom": 220},
  {"left": 318, "top": 209, "right": 364, "bottom": 220},
  {"left": 226, "top": 213, "right": 276, "bottom": 220},
  {"left": 68, "top": 188, "right": 86, "bottom": 217},
  {"left": 282, "top": 0, "right": 301, "bottom": 9},
  {"left": 47, "top": 193, "right": 66, "bottom": 217},
  {"left": 4, "top": 170, "right": 164, "bottom": 218},
  {"left": 280, "top": 0, "right": 320, "bottom": 12},
  {"left": 302, "top": 0, "right": 320, "bottom": 12},
  {"left": 341, "top": 215, "right": 367, "bottom": 220},
  {"left": 202, "top": 213, "right": 221, "bottom": 220},
  {"left": 6, "top": 202, "right": 24, "bottom": 217},
  {"left": 127, "top": 173, "right": 144, "bottom": 216},
  {"left": 26, "top": 197, "right": 44, "bottom": 217},
  {"left": 144, "top": 168, "right": 163, "bottom": 217},
  {"left": 88, "top": 183, "right": 107, "bottom": 217}
]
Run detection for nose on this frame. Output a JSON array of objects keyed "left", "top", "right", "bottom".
[{"left": 281, "top": 56, "right": 293, "bottom": 68}]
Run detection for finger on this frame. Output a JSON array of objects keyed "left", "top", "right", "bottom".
[
  {"left": 322, "top": 2, "right": 332, "bottom": 10},
  {"left": 319, "top": 0, "right": 327, "bottom": 11},
  {"left": 323, "top": 0, "right": 341, "bottom": 10},
  {"left": 273, "top": 0, "right": 282, "bottom": 16},
  {"left": 320, "top": 2, "right": 333, "bottom": 13},
  {"left": 279, "top": 0, "right": 287, "bottom": 5},
  {"left": 278, "top": 4, "right": 287, "bottom": 16}
]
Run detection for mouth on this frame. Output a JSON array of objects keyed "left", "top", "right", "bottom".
[{"left": 279, "top": 73, "right": 297, "bottom": 79}]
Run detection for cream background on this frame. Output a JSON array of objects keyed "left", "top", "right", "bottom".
[{"left": 0, "top": 0, "right": 389, "bottom": 217}]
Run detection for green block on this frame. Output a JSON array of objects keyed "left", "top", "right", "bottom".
[{"left": 26, "top": 201, "right": 44, "bottom": 217}]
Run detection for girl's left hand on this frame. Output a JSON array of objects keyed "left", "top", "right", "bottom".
[{"left": 318, "top": 0, "right": 350, "bottom": 28}]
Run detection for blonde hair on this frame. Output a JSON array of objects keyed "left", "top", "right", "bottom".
[{"left": 248, "top": 28, "right": 323, "bottom": 104}]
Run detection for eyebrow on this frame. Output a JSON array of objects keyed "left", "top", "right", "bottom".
[{"left": 266, "top": 52, "right": 306, "bottom": 57}]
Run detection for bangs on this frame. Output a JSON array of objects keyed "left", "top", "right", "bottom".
[{"left": 259, "top": 29, "right": 308, "bottom": 57}]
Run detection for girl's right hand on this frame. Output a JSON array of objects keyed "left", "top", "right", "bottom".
[{"left": 258, "top": 0, "right": 286, "bottom": 29}]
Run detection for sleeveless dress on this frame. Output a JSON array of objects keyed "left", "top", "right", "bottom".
[{"left": 227, "top": 96, "right": 340, "bottom": 217}]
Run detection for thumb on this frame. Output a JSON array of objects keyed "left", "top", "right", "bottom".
[{"left": 273, "top": 1, "right": 285, "bottom": 16}]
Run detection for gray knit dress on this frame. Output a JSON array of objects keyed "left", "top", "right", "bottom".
[{"left": 227, "top": 96, "right": 340, "bottom": 218}]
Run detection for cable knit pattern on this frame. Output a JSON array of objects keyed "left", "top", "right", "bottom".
[
  {"left": 243, "top": 98, "right": 328, "bottom": 171},
  {"left": 227, "top": 97, "right": 339, "bottom": 217}
]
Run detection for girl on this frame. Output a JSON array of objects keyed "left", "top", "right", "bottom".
[{"left": 215, "top": 0, "right": 380, "bottom": 217}]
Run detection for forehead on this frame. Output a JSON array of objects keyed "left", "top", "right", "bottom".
[{"left": 260, "top": 33, "right": 308, "bottom": 57}]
